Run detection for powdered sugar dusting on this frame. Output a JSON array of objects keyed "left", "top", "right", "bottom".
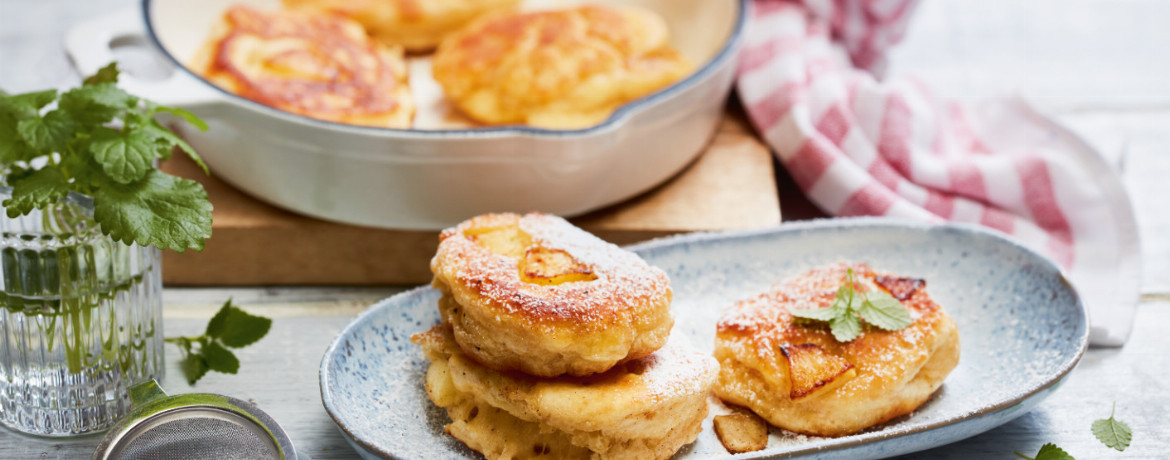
[{"left": 435, "top": 213, "right": 671, "bottom": 324}]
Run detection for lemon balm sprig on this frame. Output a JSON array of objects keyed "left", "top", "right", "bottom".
[
  {"left": 790, "top": 268, "right": 914, "bottom": 342},
  {"left": 0, "top": 63, "right": 212, "bottom": 252},
  {"left": 165, "top": 299, "right": 272, "bottom": 385}
]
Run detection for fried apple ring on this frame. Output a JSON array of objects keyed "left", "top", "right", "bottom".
[
  {"left": 190, "top": 5, "right": 413, "bottom": 128},
  {"left": 431, "top": 5, "right": 693, "bottom": 129},
  {"left": 714, "top": 263, "right": 960, "bottom": 437},
  {"left": 430, "top": 213, "right": 673, "bottom": 377},
  {"left": 282, "top": 0, "right": 521, "bottom": 52}
]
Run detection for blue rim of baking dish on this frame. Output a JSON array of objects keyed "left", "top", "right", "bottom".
[{"left": 140, "top": 0, "right": 750, "bottom": 138}]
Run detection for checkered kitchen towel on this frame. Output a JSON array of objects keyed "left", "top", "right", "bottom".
[{"left": 738, "top": 0, "right": 1141, "bottom": 345}]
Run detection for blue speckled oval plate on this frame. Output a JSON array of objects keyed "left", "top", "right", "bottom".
[{"left": 320, "top": 218, "right": 1088, "bottom": 459}]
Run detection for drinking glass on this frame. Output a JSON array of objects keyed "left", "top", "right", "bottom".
[{"left": 0, "top": 188, "right": 164, "bottom": 436}]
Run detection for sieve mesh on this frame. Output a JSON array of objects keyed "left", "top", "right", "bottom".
[{"left": 110, "top": 407, "right": 280, "bottom": 460}]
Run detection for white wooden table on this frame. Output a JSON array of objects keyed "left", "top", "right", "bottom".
[{"left": 1, "top": 1, "right": 1168, "bottom": 458}]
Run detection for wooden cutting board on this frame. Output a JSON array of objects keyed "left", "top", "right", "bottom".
[{"left": 161, "top": 114, "right": 781, "bottom": 285}]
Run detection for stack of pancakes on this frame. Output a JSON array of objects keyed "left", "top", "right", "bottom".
[{"left": 413, "top": 213, "right": 718, "bottom": 459}]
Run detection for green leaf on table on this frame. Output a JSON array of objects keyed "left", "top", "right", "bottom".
[
  {"left": 857, "top": 291, "right": 914, "bottom": 331},
  {"left": 1092, "top": 403, "right": 1132, "bottom": 451},
  {"left": 208, "top": 303, "right": 272, "bottom": 348},
  {"left": 17, "top": 110, "right": 74, "bottom": 153},
  {"left": 181, "top": 352, "right": 209, "bottom": 385},
  {"left": 3, "top": 168, "right": 69, "bottom": 217},
  {"left": 83, "top": 62, "right": 121, "bottom": 86},
  {"left": 169, "top": 298, "right": 270, "bottom": 386},
  {"left": 93, "top": 170, "right": 213, "bottom": 252},
  {"left": 90, "top": 127, "right": 159, "bottom": 184},
  {"left": 1015, "top": 443, "right": 1074, "bottom": 460},
  {"left": 203, "top": 341, "right": 240, "bottom": 374},
  {"left": 205, "top": 300, "right": 234, "bottom": 338}
]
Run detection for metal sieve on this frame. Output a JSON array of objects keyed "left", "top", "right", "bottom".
[{"left": 92, "top": 379, "right": 299, "bottom": 460}]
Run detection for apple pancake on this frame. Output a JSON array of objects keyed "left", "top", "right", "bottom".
[
  {"left": 430, "top": 212, "right": 673, "bottom": 377},
  {"left": 282, "top": 0, "right": 521, "bottom": 52},
  {"left": 714, "top": 263, "right": 959, "bottom": 437},
  {"left": 412, "top": 324, "right": 718, "bottom": 460},
  {"left": 190, "top": 5, "right": 413, "bottom": 128},
  {"left": 431, "top": 5, "right": 694, "bottom": 129}
]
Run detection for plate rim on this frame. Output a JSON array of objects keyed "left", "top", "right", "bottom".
[{"left": 319, "top": 217, "right": 1090, "bottom": 459}]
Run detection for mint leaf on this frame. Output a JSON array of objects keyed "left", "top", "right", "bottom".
[
  {"left": 142, "top": 118, "right": 207, "bottom": 172},
  {"left": 1034, "top": 443, "right": 1074, "bottom": 460},
  {"left": 212, "top": 305, "right": 272, "bottom": 348},
  {"left": 0, "top": 89, "right": 57, "bottom": 118},
  {"left": 181, "top": 352, "right": 209, "bottom": 385},
  {"left": 83, "top": 62, "right": 120, "bottom": 86},
  {"left": 149, "top": 104, "right": 209, "bottom": 132},
  {"left": 90, "top": 127, "right": 158, "bottom": 184},
  {"left": 858, "top": 291, "right": 914, "bottom": 331},
  {"left": 93, "top": 170, "right": 213, "bottom": 252},
  {"left": 793, "top": 268, "right": 915, "bottom": 342},
  {"left": 0, "top": 62, "right": 211, "bottom": 254},
  {"left": 1091, "top": 403, "right": 1132, "bottom": 451},
  {"left": 17, "top": 110, "right": 74, "bottom": 153},
  {"left": 58, "top": 84, "right": 134, "bottom": 126},
  {"left": 203, "top": 341, "right": 240, "bottom": 374},
  {"left": 168, "top": 298, "right": 270, "bottom": 386},
  {"left": 205, "top": 299, "right": 234, "bottom": 338},
  {"left": 4, "top": 168, "right": 69, "bottom": 217},
  {"left": 0, "top": 113, "right": 26, "bottom": 163},
  {"left": 791, "top": 304, "right": 842, "bottom": 321},
  {"left": 829, "top": 311, "right": 861, "bottom": 342}
]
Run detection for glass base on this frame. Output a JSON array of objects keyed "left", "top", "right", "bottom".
[{"left": 0, "top": 365, "right": 138, "bottom": 436}]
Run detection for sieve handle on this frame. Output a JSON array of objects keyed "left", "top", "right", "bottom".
[{"left": 129, "top": 378, "right": 169, "bottom": 406}]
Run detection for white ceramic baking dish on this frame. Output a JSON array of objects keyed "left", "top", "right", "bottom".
[{"left": 65, "top": 0, "right": 748, "bottom": 230}]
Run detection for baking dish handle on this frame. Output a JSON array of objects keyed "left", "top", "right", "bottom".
[{"left": 64, "top": 8, "right": 221, "bottom": 108}]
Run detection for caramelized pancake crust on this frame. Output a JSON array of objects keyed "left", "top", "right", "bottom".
[
  {"left": 190, "top": 6, "right": 412, "bottom": 128},
  {"left": 714, "top": 263, "right": 960, "bottom": 437},
  {"left": 432, "top": 5, "right": 693, "bottom": 129},
  {"left": 412, "top": 325, "right": 717, "bottom": 460},
  {"left": 431, "top": 213, "right": 673, "bottom": 377},
  {"left": 283, "top": 0, "right": 521, "bottom": 51}
]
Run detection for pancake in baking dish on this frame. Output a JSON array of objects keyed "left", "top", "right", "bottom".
[
  {"left": 430, "top": 212, "right": 673, "bottom": 377},
  {"left": 283, "top": 0, "right": 521, "bottom": 52},
  {"left": 190, "top": 5, "right": 413, "bottom": 128},
  {"left": 431, "top": 5, "right": 694, "bottom": 129},
  {"left": 713, "top": 263, "right": 960, "bottom": 437},
  {"left": 412, "top": 324, "right": 718, "bottom": 460}
]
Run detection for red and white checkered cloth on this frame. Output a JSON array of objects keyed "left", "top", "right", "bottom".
[{"left": 738, "top": 0, "right": 1141, "bottom": 345}]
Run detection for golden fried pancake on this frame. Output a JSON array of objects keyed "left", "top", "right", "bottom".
[
  {"left": 431, "top": 5, "right": 694, "bottom": 129},
  {"left": 714, "top": 263, "right": 960, "bottom": 437},
  {"left": 283, "top": 0, "right": 521, "bottom": 52},
  {"left": 190, "top": 5, "right": 413, "bottom": 128},
  {"left": 412, "top": 324, "right": 717, "bottom": 460},
  {"left": 431, "top": 212, "right": 673, "bottom": 377}
]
